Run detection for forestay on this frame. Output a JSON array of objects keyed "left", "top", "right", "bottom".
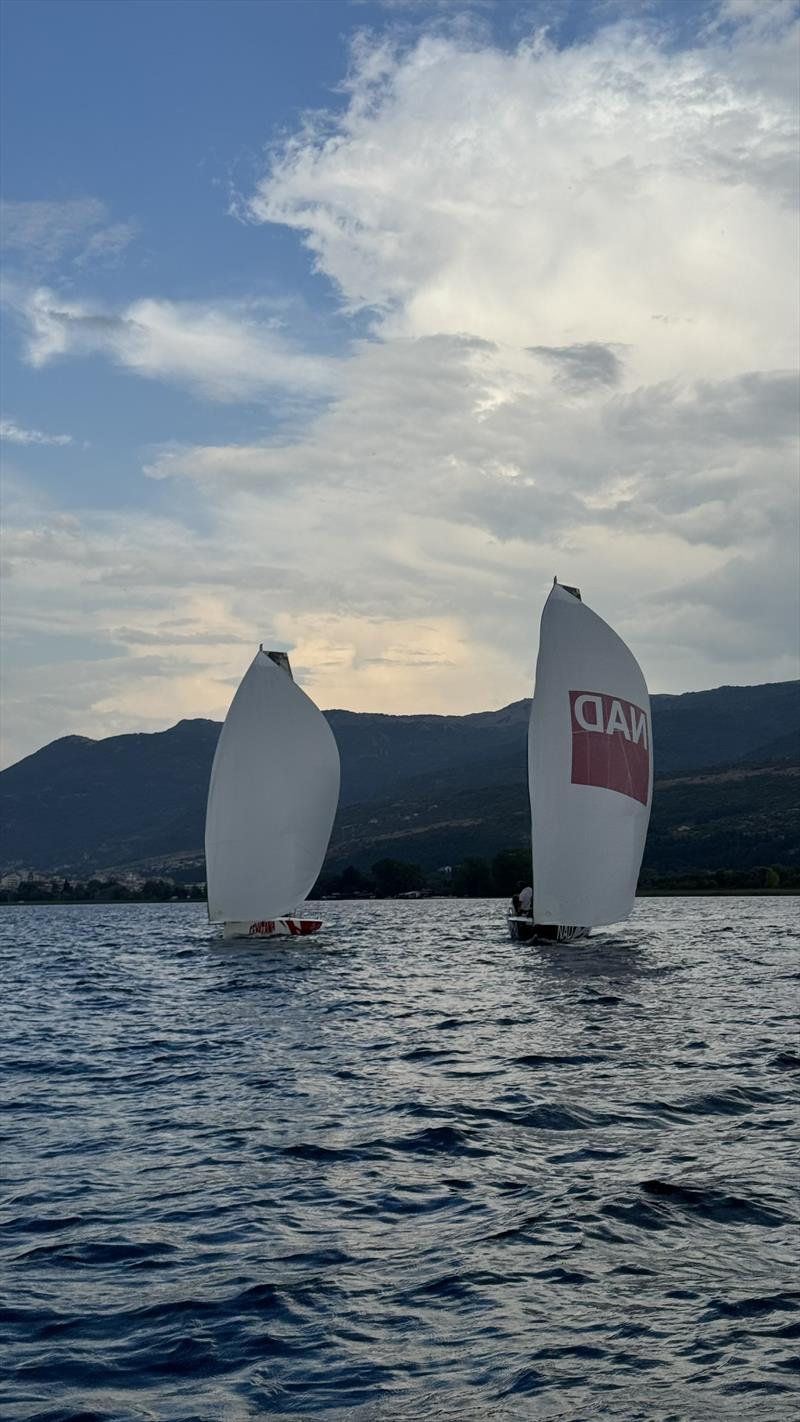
[
  {"left": 205, "top": 650, "right": 340, "bottom": 924},
  {"left": 529, "top": 585, "right": 653, "bottom": 928}
]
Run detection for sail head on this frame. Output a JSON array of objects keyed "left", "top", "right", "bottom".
[{"left": 264, "top": 649, "right": 292, "bottom": 677}]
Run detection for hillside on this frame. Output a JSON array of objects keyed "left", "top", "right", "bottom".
[
  {"left": 1, "top": 681, "right": 797, "bottom": 879},
  {"left": 324, "top": 758, "right": 800, "bottom": 877}
]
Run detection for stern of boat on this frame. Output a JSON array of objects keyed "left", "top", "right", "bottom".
[
  {"left": 222, "top": 917, "right": 324, "bottom": 940},
  {"left": 507, "top": 912, "right": 590, "bottom": 945}
]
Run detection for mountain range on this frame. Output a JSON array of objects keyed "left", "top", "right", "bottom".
[{"left": 1, "top": 680, "right": 798, "bottom": 881}]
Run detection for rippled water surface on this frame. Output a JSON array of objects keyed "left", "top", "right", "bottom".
[{"left": 2, "top": 897, "right": 799, "bottom": 1421}]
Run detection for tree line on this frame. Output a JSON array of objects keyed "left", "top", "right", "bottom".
[
  {"left": 1, "top": 854, "right": 797, "bottom": 905},
  {"left": 317, "top": 856, "right": 799, "bottom": 898},
  {"left": 0, "top": 878, "right": 206, "bottom": 904}
]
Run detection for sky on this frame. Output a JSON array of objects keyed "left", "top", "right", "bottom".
[{"left": 1, "top": 0, "right": 798, "bottom": 767}]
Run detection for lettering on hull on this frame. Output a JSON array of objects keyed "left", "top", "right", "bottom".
[
  {"left": 247, "top": 918, "right": 323, "bottom": 937},
  {"left": 569, "top": 690, "right": 650, "bottom": 805}
]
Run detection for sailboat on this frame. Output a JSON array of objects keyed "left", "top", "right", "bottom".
[
  {"left": 508, "top": 582, "right": 653, "bottom": 944},
  {"left": 205, "top": 648, "right": 340, "bottom": 939}
]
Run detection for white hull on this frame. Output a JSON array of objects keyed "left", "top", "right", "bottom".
[{"left": 222, "top": 917, "right": 324, "bottom": 940}]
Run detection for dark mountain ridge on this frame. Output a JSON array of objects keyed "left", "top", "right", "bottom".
[{"left": 1, "top": 680, "right": 798, "bottom": 878}]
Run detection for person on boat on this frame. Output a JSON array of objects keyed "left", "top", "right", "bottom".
[{"left": 512, "top": 882, "right": 533, "bottom": 917}]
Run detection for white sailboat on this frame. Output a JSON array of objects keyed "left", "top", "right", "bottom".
[
  {"left": 205, "top": 648, "right": 340, "bottom": 939},
  {"left": 509, "top": 582, "right": 653, "bottom": 943}
]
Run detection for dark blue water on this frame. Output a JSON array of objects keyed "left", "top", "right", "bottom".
[{"left": 1, "top": 898, "right": 798, "bottom": 1421}]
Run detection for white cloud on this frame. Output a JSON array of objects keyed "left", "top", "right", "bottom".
[
  {"left": 9, "top": 287, "right": 336, "bottom": 401},
  {"left": 715, "top": 0, "right": 798, "bottom": 37},
  {"left": 143, "top": 338, "right": 796, "bottom": 552},
  {"left": 2, "top": 5, "right": 798, "bottom": 762},
  {"left": 0, "top": 418, "right": 72, "bottom": 446},
  {"left": 249, "top": 16, "right": 798, "bottom": 382}
]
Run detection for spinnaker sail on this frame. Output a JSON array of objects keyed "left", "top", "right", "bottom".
[
  {"left": 528, "top": 585, "right": 653, "bottom": 929},
  {"left": 205, "top": 650, "right": 340, "bottom": 926}
]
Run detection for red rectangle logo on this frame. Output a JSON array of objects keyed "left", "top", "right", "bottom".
[{"left": 570, "top": 691, "right": 650, "bottom": 805}]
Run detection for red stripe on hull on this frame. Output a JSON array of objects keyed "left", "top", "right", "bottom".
[{"left": 245, "top": 918, "right": 323, "bottom": 938}]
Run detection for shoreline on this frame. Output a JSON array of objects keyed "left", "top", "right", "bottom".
[{"left": 2, "top": 888, "right": 798, "bottom": 907}]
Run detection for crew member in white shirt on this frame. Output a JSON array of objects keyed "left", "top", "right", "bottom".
[{"left": 512, "top": 882, "right": 533, "bottom": 916}]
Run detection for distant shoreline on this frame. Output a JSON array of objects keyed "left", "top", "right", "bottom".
[
  {"left": 2, "top": 889, "right": 797, "bottom": 907},
  {"left": 637, "top": 888, "right": 798, "bottom": 897}
]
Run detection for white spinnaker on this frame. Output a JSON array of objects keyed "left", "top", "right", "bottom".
[
  {"left": 529, "top": 586, "right": 653, "bottom": 928},
  {"left": 205, "top": 651, "right": 340, "bottom": 923}
]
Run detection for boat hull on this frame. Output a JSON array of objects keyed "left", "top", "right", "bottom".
[
  {"left": 507, "top": 915, "right": 589, "bottom": 945},
  {"left": 222, "top": 918, "right": 324, "bottom": 940}
]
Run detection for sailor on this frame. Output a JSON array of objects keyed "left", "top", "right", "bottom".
[{"left": 512, "top": 881, "right": 533, "bottom": 917}]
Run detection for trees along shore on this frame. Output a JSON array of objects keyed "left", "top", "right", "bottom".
[{"left": 2, "top": 853, "right": 797, "bottom": 903}]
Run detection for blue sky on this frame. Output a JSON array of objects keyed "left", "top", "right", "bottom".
[
  {"left": 1, "top": 0, "right": 798, "bottom": 764},
  {"left": 2, "top": 0, "right": 358, "bottom": 503}
]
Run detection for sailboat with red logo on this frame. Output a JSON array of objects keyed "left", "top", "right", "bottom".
[
  {"left": 508, "top": 582, "right": 653, "bottom": 944},
  {"left": 205, "top": 648, "right": 340, "bottom": 940}
]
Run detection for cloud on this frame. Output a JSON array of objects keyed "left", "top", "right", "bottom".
[
  {"left": 248, "top": 15, "right": 798, "bottom": 382},
  {"left": 73, "top": 220, "right": 138, "bottom": 268},
  {"left": 9, "top": 288, "right": 337, "bottom": 401},
  {"left": 0, "top": 198, "right": 136, "bottom": 269},
  {"left": 241, "top": 12, "right": 797, "bottom": 668},
  {"left": 143, "top": 345, "right": 796, "bottom": 552},
  {"left": 0, "top": 419, "right": 72, "bottom": 446},
  {"left": 647, "top": 538, "right": 800, "bottom": 668},
  {"left": 714, "top": 0, "right": 799, "bottom": 39},
  {"left": 1, "top": 199, "right": 107, "bottom": 260},
  {"left": 528, "top": 342, "right": 625, "bottom": 389},
  {"left": 2, "top": 5, "right": 798, "bottom": 763}
]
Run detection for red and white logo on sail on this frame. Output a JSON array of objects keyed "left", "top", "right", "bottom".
[{"left": 569, "top": 691, "right": 650, "bottom": 805}]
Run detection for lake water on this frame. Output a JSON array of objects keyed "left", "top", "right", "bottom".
[{"left": 1, "top": 897, "right": 799, "bottom": 1421}]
